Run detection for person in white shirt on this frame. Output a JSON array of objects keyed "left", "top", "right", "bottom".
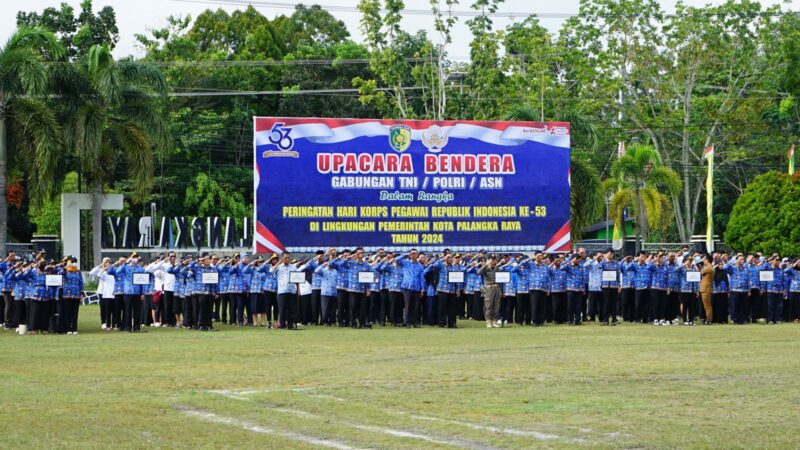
[{"left": 89, "top": 258, "right": 115, "bottom": 330}]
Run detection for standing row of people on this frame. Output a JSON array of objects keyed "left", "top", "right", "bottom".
[{"left": 4, "top": 247, "right": 799, "bottom": 334}]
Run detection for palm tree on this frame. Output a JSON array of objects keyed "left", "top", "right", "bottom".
[
  {"left": 602, "top": 143, "right": 682, "bottom": 252},
  {"left": 505, "top": 103, "right": 603, "bottom": 242},
  {"left": 0, "top": 27, "right": 65, "bottom": 254},
  {"left": 58, "top": 45, "right": 169, "bottom": 265}
]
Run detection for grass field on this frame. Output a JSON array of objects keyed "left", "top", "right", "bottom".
[{"left": 2, "top": 305, "right": 800, "bottom": 449}]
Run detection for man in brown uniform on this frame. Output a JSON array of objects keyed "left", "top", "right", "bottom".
[
  {"left": 478, "top": 255, "right": 502, "bottom": 328},
  {"left": 699, "top": 254, "right": 715, "bottom": 324}
]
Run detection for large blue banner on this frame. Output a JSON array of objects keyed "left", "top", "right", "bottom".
[{"left": 254, "top": 118, "right": 570, "bottom": 253}]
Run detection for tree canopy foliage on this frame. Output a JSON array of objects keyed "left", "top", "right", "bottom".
[{"left": 4, "top": 0, "right": 800, "bottom": 253}]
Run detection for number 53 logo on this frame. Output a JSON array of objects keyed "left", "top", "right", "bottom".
[{"left": 268, "top": 123, "right": 294, "bottom": 150}]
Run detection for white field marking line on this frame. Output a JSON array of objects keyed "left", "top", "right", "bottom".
[
  {"left": 408, "top": 414, "right": 589, "bottom": 444},
  {"left": 180, "top": 407, "right": 367, "bottom": 450},
  {"left": 208, "top": 387, "right": 314, "bottom": 400},
  {"left": 206, "top": 388, "right": 590, "bottom": 444},
  {"left": 262, "top": 405, "right": 498, "bottom": 450}
]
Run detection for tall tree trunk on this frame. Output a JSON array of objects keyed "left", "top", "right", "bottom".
[
  {"left": 635, "top": 189, "right": 647, "bottom": 254},
  {"left": 91, "top": 182, "right": 103, "bottom": 267},
  {"left": 0, "top": 116, "right": 7, "bottom": 256}
]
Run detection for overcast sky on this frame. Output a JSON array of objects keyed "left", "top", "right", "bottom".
[{"left": 2, "top": 0, "right": 796, "bottom": 59}]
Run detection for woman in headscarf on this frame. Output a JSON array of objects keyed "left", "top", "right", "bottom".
[
  {"left": 24, "top": 261, "right": 50, "bottom": 334},
  {"left": 62, "top": 256, "right": 84, "bottom": 334}
]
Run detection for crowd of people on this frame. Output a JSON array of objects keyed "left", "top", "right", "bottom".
[{"left": 2, "top": 246, "right": 800, "bottom": 334}]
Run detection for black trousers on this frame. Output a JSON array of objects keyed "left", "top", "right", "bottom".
[
  {"left": 182, "top": 295, "right": 193, "bottom": 328},
  {"left": 472, "top": 291, "right": 484, "bottom": 320},
  {"left": 264, "top": 291, "right": 277, "bottom": 323},
  {"left": 544, "top": 293, "right": 554, "bottom": 323},
  {"left": 667, "top": 291, "right": 680, "bottom": 321},
  {"left": 123, "top": 295, "right": 142, "bottom": 331},
  {"left": 191, "top": 294, "right": 201, "bottom": 328},
  {"left": 551, "top": 292, "right": 566, "bottom": 324},
  {"left": 379, "top": 289, "right": 390, "bottom": 325},
  {"left": 311, "top": 289, "right": 321, "bottom": 325},
  {"left": 299, "top": 294, "right": 311, "bottom": 324},
  {"left": 515, "top": 292, "right": 530, "bottom": 325},
  {"left": 566, "top": 290, "right": 582, "bottom": 324},
  {"left": 388, "top": 291, "right": 403, "bottom": 325},
  {"left": 601, "top": 288, "right": 618, "bottom": 324},
  {"left": 234, "top": 293, "right": 248, "bottom": 325},
  {"left": 337, "top": 289, "right": 349, "bottom": 326},
  {"left": 635, "top": 289, "right": 650, "bottom": 323},
  {"left": 403, "top": 289, "right": 421, "bottom": 326},
  {"left": 321, "top": 295, "right": 336, "bottom": 324},
  {"left": 229, "top": 292, "right": 240, "bottom": 324},
  {"left": 162, "top": 291, "right": 175, "bottom": 326},
  {"left": 767, "top": 292, "right": 784, "bottom": 323},
  {"left": 348, "top": 291, "right": 368, "bottom": 327},
  {"left": 197, "top": 294, "right": 213, "bottom": 328},
  {"left": 211, "top": 294, "right": 220, "bottom": 321},
  {"left": 730, "top": 291, "right": 747, "bottom": 324},
  {"left": 713, "top": 293, "right": 729, "bottom": 324},
  {"left": 55, "top": 299, "right": 67, "bottom": 333},
  {"left": 63, "top": 298, "right": 80, "bottom": 332},
  {"left": 277, "top": 293, "right": 296, "bottom": 328},
  {"left": 750, "top": 288, "right": 765, "bottom": 322},
  {"left": 650, "top": 289, "right": 666, "bottom": 321},
  {"left": 680, "top": 292, "right": 695, "bottom": 323},
  {"left": 3, "top": 292, "right": 15, "bottom": 327},
  {"left": 113, "top": 294, "right": 124, "bottom": 329},
  {"left": 621, "top": 288, "right": 635, "bottom": 322},
  {"left": 789, "top": 292, "right": 800, "bottom": 322},
  {"left": 140, "top": 294, "right": 153, "bottom": 327},
  {"left": 369, "top": 290, "right": 382, "bottom": 325},
  {"left": 530, "top": 289, "right": 547, "bottom": 325},
  {"left": 587, "top": 291, "right": 602, "bottom": 321},
  {"left": 437, "top": 292, "right": 456, "bottom": 327},
  {"left": 218, "top": 293, "right": 230, "bottom": 323}
]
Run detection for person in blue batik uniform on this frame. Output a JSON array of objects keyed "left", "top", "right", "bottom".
[
  {"left": 724, "top": 255, "right": 751, "bottom": 324},
  {"left": 270, "top": 252, "right": 299, "bottom": 329},
  {"left": 624, "top": 252, "right": 655, "bottom": 324},
  {"left": 315, "top": 257, "right": 340, "bottom": 326},
  {"left": 597, "top": 250, "right": 621, "bottom": 326},
  {"left": 61, "top": 256, "right": 84, "bottom": 334},
  {"left": 583, "top": 254, "right": 603, "bottom": 322},
  {"left": 561, "top": 254, "right": 585, "bottom": 325},
  {"left": 762, "top": 256, "right": 786, "bottom": 324},
  {"left": 107, "top": 253, "right": 146, "bottom": 332},
  {"left": 783, "top": 259, "right": 800, "bottom": 322},
  {"left": 747, "top": 254, "right": 768, "bottom": 323},
  {"left": 712, "top": 254, "right": 731, "bottom": 324},
  {"left": 548, "top": 255, "right": 567, "bottom": 324},
  {"left": 395, "top": 249, "right": 425, "bottom": 328},
  {"left": 675, "top": 257, "right": 699, "bottom": 325}
]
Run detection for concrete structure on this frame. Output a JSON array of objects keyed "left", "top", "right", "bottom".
[{"left": 60, "top": 193, "right": 124, "bottom": 267}]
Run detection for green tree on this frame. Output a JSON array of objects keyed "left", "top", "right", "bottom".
[
  {"left": 602, "top": 144, "right": 681, "bottom": 252},
  {"left": 464, "top": 0, "right": 504, "bottom": 120},
  {"left": 59, "top": 45, "right": 168, "bottom": 265},
  {"left": 17, "top": 0, "right": 119, "bottom": 58},
  {"left": 184, "top": 172, "right": 250, "bottom": 228},
  {"left": 29, "top": 171, "right": 79, "bottom": 234},
  {"left": 0, "top": 26, "right": 65, "bottom": 254},
  {"left": 569, "top": 0, "right": 781, "bottom": 242},
  {"left": 725, "top": 171, "right": 800, "bottom": 255},
  {"left": 505, "top": 103, "right": 603, "bottom": 242}
]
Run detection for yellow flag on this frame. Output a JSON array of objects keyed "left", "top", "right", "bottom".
[{"left": 704, "top": 146, "right": 714, "bottom": 252}]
